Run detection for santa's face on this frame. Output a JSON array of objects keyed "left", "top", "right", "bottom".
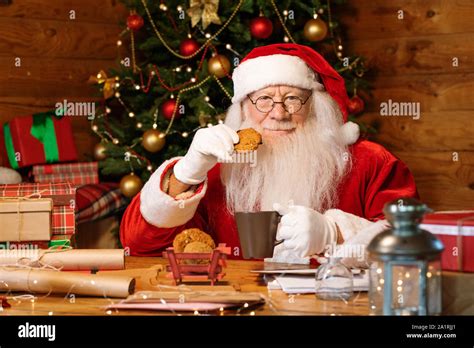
[
  {"left": 244, "top": 85, "right": 312, "bottom": 141},
  {"left": 222, "top": 88, "right": 350, "bottom": 214}
]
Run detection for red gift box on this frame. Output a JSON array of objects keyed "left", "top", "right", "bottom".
[
  {"left": 32, "top": 162, "right": 99, "bottom": 186},
  {"left": 2, "top": 111, "right": 77, "bottom": 169},
  {"left": 421, "top": 211, "right": 474, "bottom": 272},
  {"left": 0, "top": 183, "right": 76, "bottom": 236}
]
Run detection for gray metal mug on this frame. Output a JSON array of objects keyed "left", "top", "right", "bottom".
[{"left": 234, "top": 211, "right": 283, "bottom": 259}]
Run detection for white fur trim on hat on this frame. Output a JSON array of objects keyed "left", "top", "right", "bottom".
[{"left": 231, "top": 54, "right": 319, "bottom": 104}]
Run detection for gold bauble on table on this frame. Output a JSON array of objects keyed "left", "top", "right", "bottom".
[
  {"left": 207, "top": 54, "right": 231, "bottom": 78},
  {"left": 141, "top": 129, "right": 166, "bottom": 153},
  {"left": 119, "top": 173, "right": 143, "bottom": 198},
  {"left": 303, "top": 18, "right": 328, "bottom": 42},
  {"left": 93, "top": 142, "right": 107, "bottom": 160}
]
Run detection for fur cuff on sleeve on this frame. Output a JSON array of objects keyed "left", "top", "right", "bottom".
[
  {"left": 323, "top": 209, "right": 375, "bottom": 242},
  {"left": 323, "top": 209, "right": 389, "bottom": 268},
  {"left": 140, "top": 157, "right": 207, "bottom": 228}
]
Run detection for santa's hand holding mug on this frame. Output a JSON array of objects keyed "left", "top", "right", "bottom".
[{"left": 273, "top": 202, "right": 340, "bottom": 258}]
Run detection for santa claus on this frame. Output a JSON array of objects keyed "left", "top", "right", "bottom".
[{"left": 120, "top": 43, "right": 418, "bottom": 266}]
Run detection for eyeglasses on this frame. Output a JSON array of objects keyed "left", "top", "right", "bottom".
[{"left": 247, "top": 92, "right": 312, "bottom": 114}]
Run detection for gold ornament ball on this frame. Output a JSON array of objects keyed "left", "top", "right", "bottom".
[
  {"left": 93, "top": 142, "right": 107, "bottom": 160},
  {"left": 141, "top": 129, "right": 166, "bottom": 153},
  {"left": 303, "top": 18, "right": 328, "bottom": 42},
  {"left": 120, "top": 173, "right": 143, "bottom": 198},
  {"left": 207, "top": 54, "right": 231, "bottom": 78}
]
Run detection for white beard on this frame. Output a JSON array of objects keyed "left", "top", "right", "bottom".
[{"left": 221, "top": 91, "right": 351, "bottom": 214}]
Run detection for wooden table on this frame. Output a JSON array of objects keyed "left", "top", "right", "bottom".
[{"left": 0, "top": 257, "right": 369, "bottom": 316}]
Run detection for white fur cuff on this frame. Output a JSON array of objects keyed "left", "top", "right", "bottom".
[{"left": 140, "top": 157, "right": 208, "bottom": 228}]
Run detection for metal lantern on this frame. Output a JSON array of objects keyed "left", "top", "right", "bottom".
[{"left": 367, "top": 198, "right": 444, "bottom": 315}]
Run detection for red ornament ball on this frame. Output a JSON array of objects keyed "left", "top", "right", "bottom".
[
  {"left": 127, "top": 14, "right": 144, "bottom": 31},
  {"left": 179, "top": 38, "right": 199, "bottom": 56},
  {"left": 347, "top": 95, "right": 365, "bottom": 114},
  {"left": 250, "top": 16, "right": 273, "bottom": 39},
  {"left": 161, "top": 99, "right": 179, "bottom": 120}
]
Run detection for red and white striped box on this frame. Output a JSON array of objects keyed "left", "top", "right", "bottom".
[
  {"left": 0, "top": 182, "right": 76, "bottom": 236},
  {"left": 32, "top": 162, "right": 99, "bottom": 186}
]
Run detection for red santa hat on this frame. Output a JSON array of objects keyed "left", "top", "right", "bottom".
[{"left": 226, "top": 43, "right": 359, "bottom": 145}]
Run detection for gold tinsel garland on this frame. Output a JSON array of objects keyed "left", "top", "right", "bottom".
[{"left": 140, "top": 0, "right": 243, "bottom": 59}]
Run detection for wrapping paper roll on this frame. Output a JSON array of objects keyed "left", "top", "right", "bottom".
[
  {"left": 0, "top": 268, "right": 135, "bottom": 298},
  {"left": 0, "top": 249, "right": 125, "bottom": 271}
]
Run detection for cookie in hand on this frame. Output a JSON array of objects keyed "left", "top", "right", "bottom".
[{"left": 234, "top": 128, "right": 262, "bottom": 152}]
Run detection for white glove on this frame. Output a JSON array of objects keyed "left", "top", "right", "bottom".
[
  {"left": 173, "top": 124, "right": 239, "bottom": 185},
  {"left": 273, "top": 203, "right": 338, "bottom": 258}
]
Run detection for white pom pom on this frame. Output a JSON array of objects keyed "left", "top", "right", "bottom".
[
  {"left": 340, "top": 121, "right": 360, "bottom": 145},
  {"left": 0, "top": 167, "right": 22, "bottom": 184}
]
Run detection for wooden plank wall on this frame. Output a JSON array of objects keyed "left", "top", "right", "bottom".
[
  {"left": 0, "top": 0, "right": 126, "bottom": 163},
  {"left": 339, "top": 0, "right": 474, "bottom": 210}
]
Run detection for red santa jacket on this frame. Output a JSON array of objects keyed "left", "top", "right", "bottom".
[{"left": 120, "top": 139, "right": 419, "bottom": 258}]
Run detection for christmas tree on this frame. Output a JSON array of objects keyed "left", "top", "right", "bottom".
[{"left": 89, "top": 0, "right": 370, "bottom": 198}]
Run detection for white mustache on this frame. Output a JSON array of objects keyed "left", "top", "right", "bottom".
[{"left": 263, "top": 122, "right": 297, "bottom": 131}]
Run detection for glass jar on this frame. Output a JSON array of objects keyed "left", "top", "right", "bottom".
[{"left": 315, "top": 257, "right": 353, "bottom": 301}]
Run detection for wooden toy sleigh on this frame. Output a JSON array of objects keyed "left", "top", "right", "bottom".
[{"left": 162, "top": 244, "right": 231, "bottom": 285}]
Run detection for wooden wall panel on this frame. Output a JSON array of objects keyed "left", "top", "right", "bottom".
[
  {"left": 359, "top": 111, "right": 474, "bottom": 151},
  {"left": 392, "top": 151, "right": 474, "bottom": 209},
  {"left": 345, "top": 34, "right": 473, "bottom": 75},
  {"left": 0, "top": 18, "right": 119, "bottom": 59},
  {"left": 0, "top": 0, "right": 125, "bottom": 23},
  {"left": 338, "top": 0, "right": 474, "bottom": 39},
  {"left": 340, "top": 0, "right": 474, "bottom": 210},
  {"left": 367, "top": 73, "right": 474, "bottom": 112}
]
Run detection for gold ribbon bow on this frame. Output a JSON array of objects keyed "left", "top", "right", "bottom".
[
  {"left": 187, "top": 0, "right": 222, "bottom": 29},
  {"left": 88, "top": 70, "right": 116, "bottom": 99}
]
